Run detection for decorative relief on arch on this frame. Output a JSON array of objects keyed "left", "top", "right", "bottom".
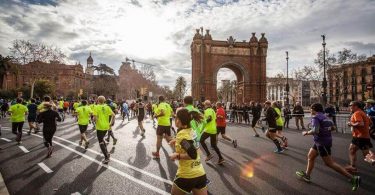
[{"left": 211, "top": 47, "right": 250, "bottom": 56}]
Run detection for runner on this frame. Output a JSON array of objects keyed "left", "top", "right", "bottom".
[
  {"left": 136, "top": 98, "right": 146, "bottom": 136},
  {"left": 8, "top": 98, "right": 28, "bottom": 145},
  {"left": 89, "top": 100, "right": 96, "bottom": 129},
  {"left": 73, "top": 100, "right": 80, "bottom": 121},
  {"left": 121, "top": 100, "right": 130, "bottom": 122},
  {"left": 37, "top": 102, "right": 61, "bottom": 158},
  {"left": 27, "top": 98, "right": 38, "bottom": 135},
  {"left": 183, "top": 96, "right": 204, "bottom": 148},
  {"left": 63, "top": 99, "right": 70, "bottom": 115},
  {"left": 152, "top": 96, "right": 173, "bottom": 159},
  {"left": 200, "top": 100, "right": 225, "bottom": 165},
  {"left": 93, "top": 96, "right": 115, "bottom": 164},
  {"left": 58, "top": 98, "right": 65, "bottom": 121},
  {"left": 273, "top": 102, "right": 288, "bottom": 148},
  {"left": 37, "top": 96, "right": 57, "bottom": 113},
  {"left": 169, "top": 108, "right": 208, "bottom": 195},
  {"left": 364, "top": 99, "right": 375, "bottom": 140},
  {"left": 263, "top": 101, "right": 284, "bottom": 154},
  {"left": 151, "top": 102, "right": 158, "bottom": 126},
  {"left": 346, "top": 101, "right": 372, "bottom": 172},
  {"left": 105, "top": 99, "right": 118, "bottom": 145},
  {"left": 250, "top": 101, "right": 261, "bottom": 137},
  {"left": 75, "top": 100, "right": 92, "bottom": 149},
  {"left": 216, "top": 102, "right": 237, "bottom": 148},
  {"left": 296, "top": 103, "right": 360, "bottom": 191}
]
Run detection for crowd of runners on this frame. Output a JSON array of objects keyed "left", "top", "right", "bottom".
[{"left": 1, "top": 95, "right": 375, "bottom": 194}]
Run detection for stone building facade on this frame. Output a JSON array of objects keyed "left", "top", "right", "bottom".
[
  {"left": 328, "top": 55, "right": 375, "bottom": 106},
  {"left": 2, "top": 54, "right": 95, "bottom": 98},
  {"left": 266, "top": 77, "right": 320, "bottom": 107}
]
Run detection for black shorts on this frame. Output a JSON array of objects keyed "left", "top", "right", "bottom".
[
  {"left": 267, "top": 128, "right": 277, "bottom": 133},
  {"left": 157, "top": 125, "right": 171, "bottom": 136},
  {"left": 28, "top": 115, "right": 37, "bottom": 122},
  {"left": 217, "top": 126, "right": 226, "bottom": 135},
  {"left": 12, "top": 122, "right": 24, "bottom": 134},
  {"left": 78, "top": 125, "right": 88, "bottom": 133},
  {"left": 174, "top": 174, "right": 207, "bottom": 193},
  {"left": 312, "top": 144, "right": 331, "bottom": 157},
  {"left": 251, "top": 117, "right": 260, "bottom": 128},
  {"left": 351, "top": 137, "right": 373, "bottom": 150},
  {"left": 138, "top": 115, "right": 144, "bottom": 122},
  {"left": 63, "top": 107, "right": 68, "bottom": 112},
  {"left": 276, "top": 126, "right": 283, "bottom": 131},
  {"left": 58, "top": 108, "right": 63, "bottom": 112}
]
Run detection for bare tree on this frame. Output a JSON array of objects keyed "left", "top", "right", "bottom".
[{"left": 9, "top": 40, "right": 66, "bottom": 64}]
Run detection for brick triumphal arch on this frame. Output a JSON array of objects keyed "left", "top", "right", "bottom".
[{"left": 191, "top": 29, "right": 268, "bottom": 103}]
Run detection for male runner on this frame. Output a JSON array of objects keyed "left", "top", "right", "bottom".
[
  {"left": 346, "top": 101, "right": 372, "bottom": 172},
  {"left": 93, "top": 96, "right": 115, "bottom": 164},
  {"left": 121, "top": 100, "right": 130, "bottom": 122},
  {"left": 263, "top": 101, "right": 284, "bottom": 153},
  {"left": 200, "top": 100, "right": 225, "bottom": 165},
  {"left": 250, "top": 101, "right": 261, "bottom": 137},
  {"left": 216, "top": 102, "right": 237, "bottom": 148},
  {"left": 75, "top": 100, "right": 92, "bottom": 149},
  {"left": 8, "top": 98, "right": 28, "bottom": 144},
  {"left": 136, "top": 99, "right": 146, "bottom": 136},
  {"left": 152, "top": 96, "right": 173, "bottom": 159},
  {"left": 89, "top": 100, "right": 96, "bottom": 129},
  {"left": 296, "top": 103, "right": 360, "bottom": 191},
  {"left": 273, "top": 102, "right": 288, "bottom": 148},
  {"left": 58, "top": 98, "right": 65, "bottom": 121},
  {"left": 151, "top": 102, "right": 158, "bottom": 126},
  {"left": 63, "top": 100, "right": 70, "bottom": 115},
  {"left": 27, "top": 98, "right": 38, "bottom": 135},
  {"left": 105, "top": 99, "right": 118, "bottom": 145}
]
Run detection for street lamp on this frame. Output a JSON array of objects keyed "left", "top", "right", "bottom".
[
  {"left": 199, "top": 27, "right": 205, "bottom": 102},
  {"left": 321, "top": 35, "right": 328, "bottom": 106},
  {"left": 285, "top": 51, "right": 290, "bottom": 107}
]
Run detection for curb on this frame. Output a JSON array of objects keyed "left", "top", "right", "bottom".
[{"left": 0, "top": 171, "right": 10, "bottom": 195}]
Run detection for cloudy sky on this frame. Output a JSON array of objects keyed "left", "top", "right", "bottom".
[{"left": 0, "top": 0, "right": 374, "bottom": 89}]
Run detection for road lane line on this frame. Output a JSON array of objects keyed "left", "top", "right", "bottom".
[
  {"left": 28, "top": 132, "right": 170, "bottom": 195},
  {"left": 18, "top": 146, "right": 30, "bottom": 153},
  {"left": 38, "top": 162, "right": 53, "bottom": 173},
  {"left": 1, "top": 138, "right": 11, "bottom": 142},
  {"left": 71, "top": 192, "right": 81, "bottom": 195},
  {"left": 52, "top": 133, "right": 173, "bottom": 185},
  {"left": 1, "top": 128, "right": 173, "bottom": 189}
]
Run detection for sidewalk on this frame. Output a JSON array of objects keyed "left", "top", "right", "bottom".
[{"left": 0, "top": 171, "right": 9, "bottom": 195}]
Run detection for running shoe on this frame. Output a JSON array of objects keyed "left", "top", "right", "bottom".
[
  {"left": 102, "top": 158, "right": 110, "bottom": 164},
  {"left": 261, "top": 127, "right": 265, "bottom": 133},
  {"left": 274, "top": 149, "right": 284, "bottom": 154},
  {"left": 152, "top": 152, "right": 160, "bottom": 159},
  {"left": 140, "top": 130, "right": 145, "bottom": 137},
  {"left": 105, "top": 138, "right": 110, "bottom": 142},
  {"left": 282, "top": 137, "right": 288, "bottom": 147},
  {"left": 113, "top": 138, "right": 118, "bottom": 145},
  {"left": 27, "top": 130, "right": 31, "bottom": 135},
  {"left": 296, "top": 171, "right": 311, "bottom": 183},
  {"left": 217, "top": 158, "right": 225, "bottom": 165},
  {"left": 47, "top": 146, "right": 54, "bottom": 158},
  {"left": 79, "top": 141, "right": 83, "bottom": 146},
  {"left": 205, "top": 154, "right": 214, "bottom": 162},
  {"left": 85, "top": 141, "right": 89, "bottom": 149},
  {"left": 232, "top": 139, "right": 238, "bottom": 148},
  {"left": 254, "top": 134, "right": 260, "bottom": 137},
  {"left": 345, "top": 165, "right": 358, "bottom": 173},
  {"left": 351, "top": 175, "right": 361, "bottom": 191},
  {"left": 17, "top": 141, "right": 22, "bottom": 145}
]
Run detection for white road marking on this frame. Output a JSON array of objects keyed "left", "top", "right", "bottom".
[
  {"left": 38, "top": 162, "right": 53, "bottom": 173},
  {"left": 71, "top": 192, "right": 81, "bottom": 195},
  {"left": 18, "top": 146, "right": 30, "bottom": 153},
  {"left": 1, "top": 127, "right": 172, "bottom": 194},
  {"left": 52, "top": 134, "right": 173, "bottom": 185},
  {"left": 1, "top": 138, "right": 11, "bottom": 142},
  {"left": 29, "top": 132, "right": 170, "bottom": 195}
]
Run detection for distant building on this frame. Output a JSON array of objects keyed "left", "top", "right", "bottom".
[
  {"left": 266, "top": 77, "right": 320, "bottom": 107},
  {"left": 328, "top": 55, "right": 375, "bottom": 106}
]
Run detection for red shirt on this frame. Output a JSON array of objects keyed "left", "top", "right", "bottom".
[{"left": 216, "top": 107, "right": 226, "bottom": 127}]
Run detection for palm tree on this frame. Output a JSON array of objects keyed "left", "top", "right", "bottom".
[{"left": 174, "top": 76, "right": 187, "bottom": 100}]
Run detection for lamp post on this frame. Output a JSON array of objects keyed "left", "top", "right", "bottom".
[
  {"left": 30, "top": 79, "right": 36, "bottom": 98},
  {"left": 321, "top": 35, "right": 328, "bottom": 106},
  {"left": 200, "top": 27, "right": 205, "bottom": 102},
  {"left": 285, "top": 51, "right": 290, "bottom": 107}
]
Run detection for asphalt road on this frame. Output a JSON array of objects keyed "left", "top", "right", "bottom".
[{"left": 0, "top": 113, "right": 374, "bottom": 195}]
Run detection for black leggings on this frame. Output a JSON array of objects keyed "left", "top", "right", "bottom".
[
  {"left": 12, "top": 122, "right": 24, "bottom": 141},
  {"left": 97, "top": 130, "right": 109, "bottom": 159},
  {"left": 200, "top": 132, "right": 223, "bottom": 160},
  {"left": 43, "top": 129, "right": 56, "bottom": 147}
]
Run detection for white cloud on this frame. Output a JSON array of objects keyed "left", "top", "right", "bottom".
[{"left": 0, "top": 0, "right": 374, "bottom": 89}]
